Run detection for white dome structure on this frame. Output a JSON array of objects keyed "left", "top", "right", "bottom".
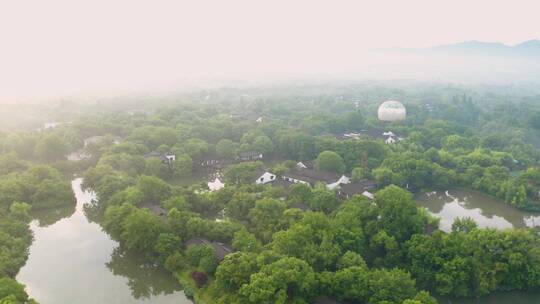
[{"left": 378, "top": 100, "right": 406, "bottom": 121}]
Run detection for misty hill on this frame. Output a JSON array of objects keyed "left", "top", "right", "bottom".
[
  {"left": 372, "top": 40, "right": 540, "bottom": 83},
  {"left": 428, "top": 40, "right": 540, "bottom": 57},
  {"left": 383, "top": 40, "right": 540, "bottom": 57}
]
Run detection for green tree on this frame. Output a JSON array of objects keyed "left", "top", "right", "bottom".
[
  {"left": 184, "top": 138, "right": 209, "bottom": 160},
  {"left": 239, "top": 257, "right": 317, "bottom": 304},
  {"left": 171, "top": 153, "right": 193, "bottom": 178},
  {"left": 248, "top": 198, "right": 287, "bottom": 242},
  {"left": 232, "top": 229, "right": 261, "bottom": 252},
  {"left": 215, "top": 252, "right": 259, "bottom": 293},
  {"left": 121, "top": 208, "right": 166, "bottom": 254},
  {"left": 351, "top": 166, "right": 369, "bottom": 182},
  {"left": 154, "top": 233, "right": 181, "bottom": 263},
  {"left": 252, "top": 135, "right": 274, "bottom": 155},
  {"left": 35, "top": 134, "right": 68, "bottom": 162},
  {"left": 0, "top": 278, "right": 29, "bottom": 303},
  {"left": 186, "top": 244, "right": 218, "bottom": 273},
  {"left": 337, "top": 251, "right": 367, "bottom": 270},
  {"left": 288, "top": 183, "right": 313, "bottom": 203},
  {"left": 144, "top": 158, "right": 167, "bottom": 177},
  {"left": 315, "top": 151, "right": 345, "bottom": 173},
  {"left": 375, "top": 185, "right": 427, "bottom": 242},
  {"left": 216, "top": 139, "right": 237, "bottom": 159},
  {"left": 226, "top": 192, "right": 257, "bottom": 222},
  {"left": 309, "top": 186, "right": 340, "bottom": 214},
  {"left": 451, "top": 217, "right": 477, "bottom": 233},
  {"left": 136, "top": 175, "right": 171, "bottom": 202},
  {"left": 224, "top": 161, "right": 264, "bottom": 185}
]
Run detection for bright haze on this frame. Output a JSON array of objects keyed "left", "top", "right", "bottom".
[{"left": 1, "top": 0, "right": 540, "bottom": 102}]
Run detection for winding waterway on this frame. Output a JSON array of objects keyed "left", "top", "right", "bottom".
[
  {"left": 16, "top": 178, "right": 190, "bottom": 304},
  {"left": 15, "top": 181, "right": 540, "bottom": 303}
]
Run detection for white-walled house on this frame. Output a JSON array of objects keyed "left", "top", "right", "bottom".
[
  {"left": 326, "top": 175, "right": 351, "bottom": 189},
  {"left": 385, "top": 137, "right": 396, "bottom": 144},
  {"left": 165, "top": 153, "right": 176, "bottom": 162},
  {"left": 362, "top": 191, "right": 375, "bottom": 200},
  {"left": 144, "top": 151, "right": 176, "bottom": 164},
  {"left": 208, "top": 177, "right": 225, "bottom": 191},
  {"left": 255, "top": 171, "right": 277, "bottom": 185},
  {"left": 296, "top": 162, "right": 308, "bottom": 169}
]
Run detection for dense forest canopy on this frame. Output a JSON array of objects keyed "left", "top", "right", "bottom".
[{"left": 1, "top": 81, "right": 540, "bottom": 303}]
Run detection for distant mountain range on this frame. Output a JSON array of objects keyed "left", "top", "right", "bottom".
[
  {"left": 371, "top": 40, "right": 540, "bottom": 83},
  {"left": 386, "top": 40, "right": 540, "bottom": 57}
]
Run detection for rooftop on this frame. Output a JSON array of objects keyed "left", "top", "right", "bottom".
[
  {"left": 339, "top": 180, "right": 376, "bottom": 196},
  {"left": 289, "top": 202, "right": 311, "bottom": 211},
  {"left": 184, "top": 238, "right": 233, "bottom": 261},
  {"left": 139, "top": 203, "right": 167, "bottom": 217},
  {"left": 284, "top": 168, "right": 341, "bottom": 185},
  {"left": 238, "top": 150, "right": 262, "bottom": 157}
]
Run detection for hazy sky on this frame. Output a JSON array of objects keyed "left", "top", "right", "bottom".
[{"left": 1, "top": 0, "right": 539, "bottom": 101}]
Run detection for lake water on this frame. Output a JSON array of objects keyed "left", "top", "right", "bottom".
[
  {"left": 417, "top": 189, "right": 540, "bottom": 304},
  {"left": 16, "top": 178, "right": 191, "bottom": 304},
  {"left": 416, "top": 189, "right": 540, "bottom": 232}
]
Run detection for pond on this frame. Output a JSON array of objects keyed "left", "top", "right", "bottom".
[
  {"left": 416, "top": 189, "right": 540, "bottom": 232},
  {"left": 417, "top": 189, "right": 540, "bottom": 304},
  {"left": 16, "top": 178, "right": 191, "bottom": 304}
]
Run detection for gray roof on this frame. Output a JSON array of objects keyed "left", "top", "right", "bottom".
[
  {"left": 339, "top": 180, "right": 376, "bottom": 196},
  {"left": 361, "top": 128, "right": 401, "bottom": 140},
  {"left": 253, "top": 168, "right": 268, "bottom": 178},
  {"left": 289, "top": 202, "right": 311, "bottom": 211},
  {"left": 297, "top": 160, "right": 314, "bottom": 169},
  {"left": 238, "top": 151, "right": 262, "bottom": 157},
  {"left": 283, "top": 168, "right": 341, "bottom": 185},
  {"left": 140, "top": 203, "right": 167, "bottom": 216},
  {"left": 184, "top": 238, "right": 233, "bottom": 261},
  {"left": 144, "top": 151, "right": 164, "bottom": 159},
  {"left": 271, "top": 178, "right": 295, "bottom": 188},
  {"left": 84, "top": 136, "right": 106, "bottom": 145}
]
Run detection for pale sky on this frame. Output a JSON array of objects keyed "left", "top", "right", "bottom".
[{"left": 1, "top": 0, "right": 539, "bottom": 101}]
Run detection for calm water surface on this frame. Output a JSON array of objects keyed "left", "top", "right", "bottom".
[
  {"left": 416, "top": 189, "right": 540, "bottom": 232},
  {"left": 417, "top": 189, "right": 540, "bottom": 304},
  {"left": 16, "top": 178, "right": 191, "bottom": 304}
]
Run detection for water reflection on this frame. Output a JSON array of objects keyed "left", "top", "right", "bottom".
[
  {"left": 31, "top": 202, "right": 76, "bottom": 227},
  {"left": 417, "top": 189, "right": 540, "bottom": 232},
  {"left": 83, "top": 196, "right": 104, "bottom": 224},
  {"left": 106, "top": 247, "right": 181, "bottom": 300},
  {"left": 17, "top": 178, "right": 190, "bottom": 304}
]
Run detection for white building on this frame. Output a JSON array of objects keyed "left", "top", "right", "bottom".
[
  {"left": 164, "top": 153, "right": 176, "bottom": 162},
  {"left": 255, "top": 171, "right": 277, "bottom": 185},
  {"left": 385, "top": 137, "right": 396, "bottom": 144},
  {"left": 208, "top": 178, "right": 225, "bottom": 191}
]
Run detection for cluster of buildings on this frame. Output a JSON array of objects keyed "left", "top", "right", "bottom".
[
  {"left": 335, "top": 128, "right": 403, "bottom": 144},
  {"left": 133, "top": 100, "right": 408, "bottom": 271},
  {"left": 335, "top": 100, "right": 407, "bottom": 144},
  {"left": 143, "top": 151, "right": 177, "bottom": 164},
  {"left": 253, "top": 162, "right": 376, "bottom": 201}
]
